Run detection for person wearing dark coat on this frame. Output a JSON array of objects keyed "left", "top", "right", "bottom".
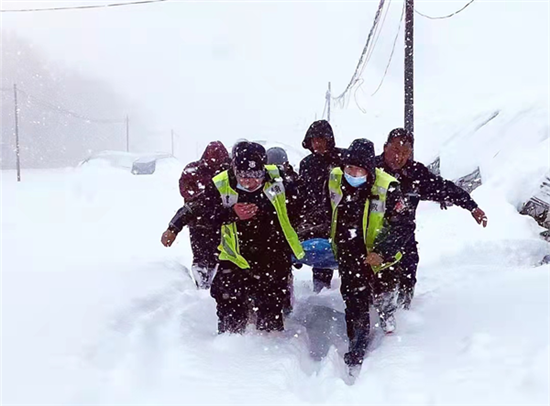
[
  {"left": 267, "top": 147, "right": 299, "bottom": 185},
  {"left": 266, "top": 146, "right": 301, "bottom": 316},
  {"left": 375, "top": 128, "right": 488, "bottom": 309},
  {"left": 298, "top": 120, "right": 344, "bottom": 293},
  {"left": 331, "top": 139, "right": 408, "bottom": 369},
  {"left": 162, "top": 142, "right": 303, "bottom": 333},
  {"left": 178, "top": 141, "right": 230, "bottom": 289}
]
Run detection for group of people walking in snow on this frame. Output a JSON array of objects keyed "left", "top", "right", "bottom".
[{"left": 161, "top": 121, "right": 487, "bottom": 369}]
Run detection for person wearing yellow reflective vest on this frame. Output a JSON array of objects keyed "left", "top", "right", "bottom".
[
  {"left": 329, "top": 139, "right": 409, "bottom": 370},
  {"left": 210, "top": 143, "right": 306, "bottom": 335},
  {"left": 211, "top": 142, "right": 305, "bottom": 333},
  {"left": 162, "top": 142, "right": 303, "bottom": 333}
]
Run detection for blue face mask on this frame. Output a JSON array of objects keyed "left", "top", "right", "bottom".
[{"left": 344, "top": 172, "right": 368, "bottom": 188}]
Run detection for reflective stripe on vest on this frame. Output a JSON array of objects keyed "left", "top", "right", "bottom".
[
  {"left": 213, "top": 165, "right": 305, "bottom": 269},
  {"left": 329, "top": 167, "right": 403, "bottom": 273}
]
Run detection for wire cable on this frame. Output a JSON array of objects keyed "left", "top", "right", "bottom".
[
  {"left": 361, "top": 0, "right": 392, "bottom": 76},
  {"left": 353, "top": 78, "right": 367, "bottom": 113},
  {"left": 332, "top": 0, "right": 386, "bottom": 102},
  {"left": 350, "top": 0, "right": 391, "bottom": 112},
  {"left": 17, "top": 88, "right": 125, "bottom": 124},
  {"left": 415, "top": 0, "right": 475, "bottom": 20},
  {"left": 350, "top": 0, "right": 393, "bottom": 112},
  {"left": 1, "top": 0, "right": 168, "bottom": 13},
  {"left": 321, "top": 97, "right": 328, "bottom": 120},
  {"left": 371, "top": 0, "right": 405, "bottom": 96}
]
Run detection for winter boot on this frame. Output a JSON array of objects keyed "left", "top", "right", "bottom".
[
  {"left": 379, "top": 313, "right": 396, "bottom": 334},
  {"left": 312, "top": 268, "right": 333, "bottom": 293},
  {"left": 192, "top": 265, "right": 215, "bottom": 289},
  {"left": 344, "top": 323, "right": 370, "bottom": 369},
  {"left": 218, "top": 312, "right": 247, "bottom": 334},
  {"left": 397, "top": 286, "right": 414, "bottom": 310},
  {"left": 282, "top": 274, "right": 294, "bottom": 316},
  {"left": 344, "top": 349, "right": 364, "bottom": 368},
  {"left": 256, "top": 310, "right": 284, "bottom": 332},
  {"left": 374, "top": 291, "right": 398, "bottom": 333}
]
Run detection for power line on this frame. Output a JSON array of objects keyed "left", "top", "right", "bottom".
[
  {"left": 353, "top": 78, "right": 367, "bottom": 114},
  {"left": 347, "top": 0, "right": 393, "bottom": 113},
  {"left": 332, "top": 0, "right": 387, "bottom": 102},
  {"left": 17, "top": 88, "right": 125, "bottom": 124},
  {"left": 372, "top": 0, "right": 405, "bottom": 96},
  {"left": 360, "top": 0, "right": 392, "bottom": 76},
  {"left": 1, "top": 0, "right": 168, "bottom": 13},
  {"left": 415, "top": 0, "right": 475, "bottom": 20},
  {"left": 351, "top": 0, "right": 391, "bottom": 112},
  {"left": 333, "top": 0, "right": 386, "bottom": 102}
]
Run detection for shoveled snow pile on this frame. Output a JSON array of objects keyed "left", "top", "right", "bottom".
[{"left": 2, "top": 94, "right": 548, "bottom": 404}]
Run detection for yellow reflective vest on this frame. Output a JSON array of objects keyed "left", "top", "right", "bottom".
[
  {"left": 212, "top": 165, "right": 305, "bottom": 269},
  {"left": 329, "top": 167, "right": 403, "bottom": 273}
]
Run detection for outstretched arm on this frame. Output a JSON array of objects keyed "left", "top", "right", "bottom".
[
  {"left": 161, "top": 183, "right": 236, "bottom": 247},
  {"left": 412, "top": 162, "right": 487, "bottom": 227}
]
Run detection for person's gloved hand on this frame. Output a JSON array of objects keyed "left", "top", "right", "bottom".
[
  {"left": 471, "top": 207, "right": 488, "bottom": 227},
  {"left": 233, "top": 203, "right": 259, "bottom": 220},
  {"left": 364, "top": 252, "right": 384, "bottom": 267},
  {"left": 161, "top": 229, "right": 177, "bottom": 247}
]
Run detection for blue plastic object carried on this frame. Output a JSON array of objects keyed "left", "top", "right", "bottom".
[{"left": 293, "top": 238, "right": 338, "bottom": 270}]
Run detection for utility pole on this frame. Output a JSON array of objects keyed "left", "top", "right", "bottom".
[
  {"left": 171, "top": 129, "right": 174, "bottom": 156},
  {"left": 326, "top": 81, "right": 332, "bottom": 122},
  {"left": 13, "top": 84, "right": 21, "bottom": 182},
  {"left": 404, "top": 0, "right": 414, "bottom": 149},
  {"left": 126, "top": 115, "right": 130, "bottom": 152}
]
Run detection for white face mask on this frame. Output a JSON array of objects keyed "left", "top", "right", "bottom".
[
  {"left": 344, "top": 172, "right": 368, "bottom": 187},
  {"left": 236, "top": 182, "right": 263, "bottom": 193}
]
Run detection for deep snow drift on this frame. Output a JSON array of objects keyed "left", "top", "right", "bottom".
[{"left": 2, "top": 98, "right": 549, "bottom": 404}]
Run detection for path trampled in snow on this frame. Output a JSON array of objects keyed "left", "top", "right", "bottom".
[{"left": 2, "top": 161, "right": 549, "bottom": 405}]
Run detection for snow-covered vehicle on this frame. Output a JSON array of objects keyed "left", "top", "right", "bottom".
[
  {"left": 79, "top": 151, "right": 178, "bottom": 175},
  {"left": 131, "top": 154, "right": 173, "bottom": 175},
  {"left": 79, "top": 151, "right": 142, "bottom": 170}
]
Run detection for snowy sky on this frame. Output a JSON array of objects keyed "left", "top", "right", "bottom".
[{"left": 1, "top": 0, "right": 548, "bottom": 162}]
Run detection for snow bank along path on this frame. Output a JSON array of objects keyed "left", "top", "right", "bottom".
[{"left": 2, "top": 126, "right": 549, "bottom": 404}]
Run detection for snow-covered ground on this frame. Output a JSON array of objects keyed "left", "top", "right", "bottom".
[{"left": 2, "top": 97, "right": 549, "bottom": 404}]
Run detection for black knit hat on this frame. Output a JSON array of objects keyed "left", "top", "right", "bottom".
[
  {"left": 232, "top": 141, "right": 267, "bottom": 177},
  {"left": 385, "top": 128, "right": 414, "bottom": 146},
  {"left": 343, "top": 139, "right": 376, "bottom": 169},
  {"left": 266, "top": 147, "right": 289, "bottom": 165}
]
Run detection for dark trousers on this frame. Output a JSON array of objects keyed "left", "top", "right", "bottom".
[
  {"left": 210, "top": 257, "right": 291, "bottom": 334},
  {"left": 189, "top": 225, "right": 220, "bottom": 288},
  {"left": 399, "top": 237, "right": 419, "bottom": 295},
  {"left": 283, "top": 272, "right": 294, "bottom": 315},
  {"left": 312, "top": 268, "right": 333, "bottom": 293},
  {"left": 189, "top": 224, "right": 219, "bottom": 270},
  {"left": 371, "top": 265, "right": 401, "bottom": 328},
  {"left": 338, "top": 249, "right": 401, "bottom": 365}
]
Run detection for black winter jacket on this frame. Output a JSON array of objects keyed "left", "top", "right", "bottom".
[
  {"left": 298, "top": 128, "right": 344, "bottom": 239},
  {"left": 168, "top": 167, "right": 301, "bottom": 261},
  {"left": 375, "top": 155, "right": 478, "bottom": 235},
  {"left": 333, "top": 173, "right": 410, "bottom": 262}
]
